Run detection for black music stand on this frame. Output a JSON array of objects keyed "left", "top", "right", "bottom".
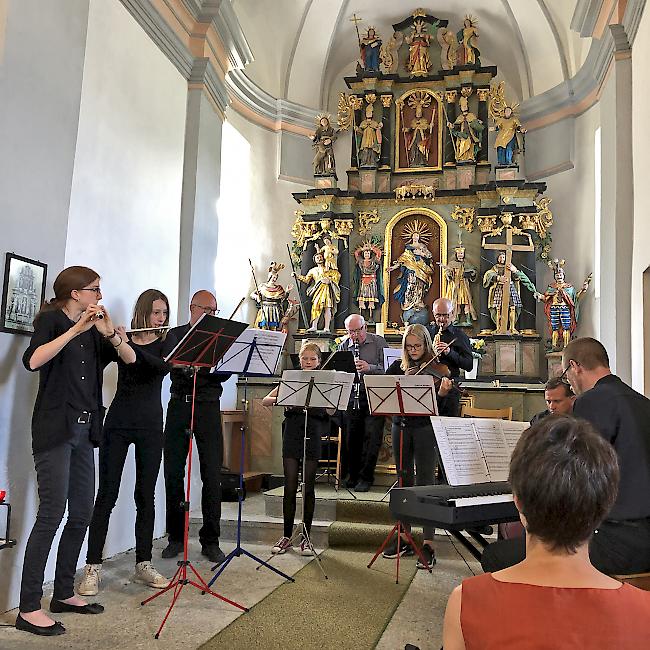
[
  {"left": 141, "top": 314, "right": 249, "bottom": 638},
  {"left": 205, "top": 329, "right": 294, "bottom": 588},
  {"left": 364, "top": 375, "right": 437, "bottom": 583}
]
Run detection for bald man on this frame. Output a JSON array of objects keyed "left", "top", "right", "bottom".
[
  {"left": 427, "top": 298, "right": 473, "bottom": 416},
  {"left": 162, "top": 291, "right": 229, "bottom": 566}
]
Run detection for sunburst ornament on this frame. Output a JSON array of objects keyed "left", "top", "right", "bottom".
[
  {"left": 464, "top": 14, "right": 477, "bottom": 27},
  {"left": 402, "top": 219, "right": 432, "bottom": 244}
]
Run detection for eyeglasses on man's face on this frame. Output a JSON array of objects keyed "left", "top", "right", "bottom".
[
  {"left": 346, "top": 326, "right": 366, "bottom": 335},
  {"left": 191, "top": 303, "right": 219, "bottom": 315}
]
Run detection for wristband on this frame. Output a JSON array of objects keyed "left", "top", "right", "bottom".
[
  {"left": 112, "top": 335, "right": 123, "bottom": 349},
  {"left": 103, "top": 330, "right": 117, "bottom": 339}
]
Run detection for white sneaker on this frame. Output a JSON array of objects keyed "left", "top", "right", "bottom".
[
  {"left": 299, "top": 535, "right": 315, "bottom": 556},
  {"left": 78, "top": 564, "right": 101, "bottom": 596},
  {"left": 271, "top": 536, "right": 292, "bottom": 555},
  {"left": 133, "top": 561, "right": 169, "bottom": 589}
]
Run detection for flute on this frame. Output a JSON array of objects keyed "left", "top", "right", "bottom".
[{"left": 126, "top": 326, "right": 173, "bottom": 334}]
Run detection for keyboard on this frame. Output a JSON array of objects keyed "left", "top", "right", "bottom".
[{"left": 389, "top": 482, "right": 518, "bottom": 529}]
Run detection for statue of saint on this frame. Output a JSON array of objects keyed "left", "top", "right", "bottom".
[
  {"left": 317, "top": 236, "right": 339, "bottom": 271},
  {"left": 436, "top": 27, "right": 458, "bottom": 70},
  {"left": 294, "top": 253, "right": 341, "bottom": 332},
  {"left": 402, "top": 91, "right": 435, "bottom": 168},
  {"left": 355, "top": 103, "right": 383, "bottom": 168},
  {"left": 440, "top": 245, "right": 477, "bottom": 326},
  {"left": 250, "top": 262, "right": 292, "bottom": 331},
  {"left": 388, "top": 221, "right": 435, "bottom": 325},
  {"left": 405, "top": 19, "right": 432, "bottom": 77},
  {"left": 310, "top": 115, "right": 338, "bottom": 178},
  {"left": 483, "top": 252, "right": 537, "bottom": 334},
  {"left": 490, "top": 105, "right": 526, "bottom": 166},
  {"left": 360, "top": 27, "right": 382, "bottom": 72},
  {"left": 457, "top": 16, "right": 480, "bottom": 66},
  {"left": 537, "top": 260, "right": 591, "bottom": 350},
  {"left": 448, "top": 96, "right": 484, "bottom": 162},
  {"left": 354, "top": 241, "right": 384, "bottom": 323}
]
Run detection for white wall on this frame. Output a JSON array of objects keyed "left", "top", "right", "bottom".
[{"left": 65, "top": 0, "right": 186, "bottom": 562}]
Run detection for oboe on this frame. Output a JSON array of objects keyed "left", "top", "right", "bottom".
[{"left": 352, "top": 341, "right": 361, "bottom": 410}]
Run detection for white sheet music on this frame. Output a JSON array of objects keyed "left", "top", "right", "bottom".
[
  {"left": 432, "top": 416, "right": 529, "bottom": 486},
  {"left": 277, "top": 370, "right": 354, "bottom": 410},
  {"left": 215, "top": 328, "right": 286, "bottom": 375},
  {"left": 383, "top": 347, "right": 402, "bottom": 371}
]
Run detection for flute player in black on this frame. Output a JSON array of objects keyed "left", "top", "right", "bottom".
[
  {"left": 161, "top": 290, "right": 230, "bottom": 566},
  {"left": 17, "top": 266, "right": 135, "bottom": 636}
]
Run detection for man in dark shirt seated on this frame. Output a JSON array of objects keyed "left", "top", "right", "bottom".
[
  {"left": 530, "top": 376, "right": 576, "bottom": 424},
  {"left": 482, "top": 337, "right": 650, "bottom": 575}
]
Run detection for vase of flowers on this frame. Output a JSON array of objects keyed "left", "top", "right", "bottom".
[{"left": 466, "top": 338, "right": 486, "bottom": 380}]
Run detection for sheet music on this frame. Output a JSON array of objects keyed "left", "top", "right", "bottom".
[
  {"left": 364, "top": 375, "right": 437, "bottom": 416},
  {"left": 215, "top": 328, "right": 286, "bottom": 375},
  {"left": 277, "top": 370, "right": 354, "bottom": 410},
  {"left": 431, "top": 416, "right": 528, "bottom": 486},
  {"left": 383, "top": 347, "right": 402, "bottom": 371}
]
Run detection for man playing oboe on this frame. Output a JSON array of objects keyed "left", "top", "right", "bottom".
[{"left": 338, "top": 314, "right": 388, "bottom": 492}]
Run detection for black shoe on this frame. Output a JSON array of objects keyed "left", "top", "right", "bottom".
[
  {"left": 344, "top": 477, "right": 357, "bottom": 489},
  {"left": 354, "top": 480, "right": 372, "bottom": 492},
  {"left": 161, "top": 540, "right": 184, "bottom": 559},
  {"left": 416, "top": 544, "right": 436, "bottom": 570},
  {"left": 468, "top": 525, "right": 493, "bottom": 536},
  {"left": 50, "top": 599, "right": 104, "bottom": 614},
  {"left": 16, "top": 614, "right": 66, "bottom": 636},
  {"left": 382, "top": 537, "right": 414, "bottom": 559},
  {"left": 201, "top": 544, "right": 226, "bottom": 566}
]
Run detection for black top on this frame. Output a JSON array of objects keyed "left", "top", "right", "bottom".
[
  {"left": 104, "top": 335, "right": 177, "bottom": 431},
  {"left": 573, "top": 374, "right": 650, "bottom": 520},
  {"left": 23, "top": 309, "right": 118, "bottom": 453},
  {"left": 530, "top": 409, "right": 550, "bottom": 425},
  {"left": 64, "top": 326, "right": 98, "bottom": 410},
  {"left": 385, "top": 359, "right": 448, "bottom": 428},
  {"left": 426, "top": 324, "right": 473, "bottom": 377},
  {"left": 168, "top": 323, "right": 232, "bottom": 401}
]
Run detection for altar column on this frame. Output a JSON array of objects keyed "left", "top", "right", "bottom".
[
  {"left": 444, "top": 90, "right": 458, "bottom": 165},
  {"left": 477, "top": 88, "right": 490, "bottom": 163},
  {"left": 379, "top": 94, "right": 393, "bottom": 168}
]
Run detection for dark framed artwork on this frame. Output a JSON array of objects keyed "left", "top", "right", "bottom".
[{"left": 1, "top": 253, "right": 47, "bottom": 335}]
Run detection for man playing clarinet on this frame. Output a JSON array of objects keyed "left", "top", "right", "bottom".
[{"left": 338, "top": 314, "right": 388, "bottom": 492}]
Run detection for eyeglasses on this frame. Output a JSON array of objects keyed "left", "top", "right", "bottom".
[
  {"left": 346, "top": 326, "right": 366, "bottom": 334},
  {"left": 434, "top": 313, "right": 451, "bottom": 318},
  {"left": 79, "top": 287, "right": 101, "bottom": 295},
  {"left": 191, "top": 303, "right": 219, "bottom": 315},
  {"left": 405, "top": 343, "right": 423, "bottom": 351},
  {"left": 558, "top": 363, "right": 574, "bottom": 384}
]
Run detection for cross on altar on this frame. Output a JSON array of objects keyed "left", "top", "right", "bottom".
[{"left": 482, "top": 216, "right": 535, "bottom": 334}]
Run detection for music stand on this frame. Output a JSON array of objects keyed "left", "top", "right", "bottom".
[
  {"left": 269, "top": 369, "right": 354, "bottom": 579},
  {"left": 141, "top": 314, "right": 249, "bottom": 638},
  {"left": 364, "top": 374, "right": 437, "bottom": 583},
  {"left": 205, "top": 329, "right": 294, "bottom": 588}
]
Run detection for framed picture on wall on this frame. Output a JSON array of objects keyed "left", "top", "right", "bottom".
[{"left": 1, "top": 253, "right": 47, "bottom": 335}]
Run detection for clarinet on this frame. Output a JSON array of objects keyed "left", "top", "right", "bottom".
[{"left": 352, "top": 341, "right": 361, "bottom": 410}]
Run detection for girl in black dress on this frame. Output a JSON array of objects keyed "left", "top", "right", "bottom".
[
  {"left": 262, "top": 342, "right": 330, "bottom": 556},
  {"left": 17, "top": 266, "right": 135, "bottom": 636},
  {"left": 79, "top": 289, "right": 175, "bottom": 595}
]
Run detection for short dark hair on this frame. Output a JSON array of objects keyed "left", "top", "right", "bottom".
[
  {"left": 545, "top": 376, "right": 574, "bottom": 396},
  {"left": 509, "top": 415, "right": 619, "bottom": 553},
  {"left": 562, "top": 337, "right": 609, "bottom": 371}
]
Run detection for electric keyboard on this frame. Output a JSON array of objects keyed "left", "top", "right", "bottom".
[{"left": 389, "top": 482, "right": 518, "bottom": 529}]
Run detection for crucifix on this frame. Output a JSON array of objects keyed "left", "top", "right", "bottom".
[
  {"left": 482, "top": 213, "right": 535, "bottom": 334},
  {"left": 350, "top": 13, "right": 363, "bottom": 51}
]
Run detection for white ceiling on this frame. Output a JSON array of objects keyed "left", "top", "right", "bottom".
[{"left": 232, "top": 0, "right": 590, "bottom": 112}]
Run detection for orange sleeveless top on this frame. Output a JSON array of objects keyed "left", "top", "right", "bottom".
[{"left": 460, "top": 573, "right": 650, "bottom": 649}]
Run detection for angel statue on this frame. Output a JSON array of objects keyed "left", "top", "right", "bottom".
[
  {"left": 405, "top": 19, "right": 432, "bottom": 77},
  {"left": 436, "top": 27, "right": 458, "bottom": 70},
  {"left": 488, "top": 84, "right": 526, "bottom": 166},
  {"left": 250, "top": 262, "right": 292, "bottom": 331},
  {"left": 439, "top": 238, "right": 477, "bottom": 327},
  {"left": 388, "top": 220, "right": 435, "bottom": 325},
  {"left": 457, "top": 15, "right": 481, "bottom": 66},
  {"left": 310, "top": 114, "right": 338, "bottom": 178},
  {"left": 536, "top": 259, "right": 592, "bottom": 350},
  {"left": 448, "top": 96, "right": 484, "bottom": 162},
  {"left": 354, "top": 240, "right": 384, "bottom": 323}
]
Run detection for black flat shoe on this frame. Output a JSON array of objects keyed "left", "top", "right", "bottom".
[
  {"left": 50, "top": 599, "right": 104, "bottom": 614},
  {"left": 15, "top": 614, "right": 66, "bottom": 636}
]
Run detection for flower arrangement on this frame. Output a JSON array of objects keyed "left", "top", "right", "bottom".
[{"left": 469, "top": 338, "right": 486, "bottom": 359}]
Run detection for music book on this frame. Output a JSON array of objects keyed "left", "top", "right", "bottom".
[
  {"left": 431, "top": 417, "right": 529, "bottom": 486},
  {"left": 382, "top": 347, "right": 402, "bottom": 371}
]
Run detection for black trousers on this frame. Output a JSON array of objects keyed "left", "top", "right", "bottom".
[
  {"left": 86, "top": 427, "right": 163, "bottom": 565},
  {"left": 342, "top": 401, "right": 386, "bottom": 484},
  {"left": 481, "top": 518, "right": 650, "bottom": 575},
  {"left": 164, "top": 399, "right": 223, "bottom": 546},
  {"left": 20, "top": 422, "right": 94, "bottom": 613}
]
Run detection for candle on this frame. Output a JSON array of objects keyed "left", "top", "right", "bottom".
[{"left": 375, "top": 322, "right": 385, "bottom": 336}]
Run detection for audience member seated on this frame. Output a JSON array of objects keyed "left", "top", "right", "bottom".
[
  {"left": 443, "top": 415, "right": 650, "bottom": 650},
  {"left": 529, "top": 375, "right": 575, "bottom": 424}
]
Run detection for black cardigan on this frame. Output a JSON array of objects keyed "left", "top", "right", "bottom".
[{"left": 23, "top": 309, "right": 118, "bottom": 453}]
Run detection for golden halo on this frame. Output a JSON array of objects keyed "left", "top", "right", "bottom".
[{"left": 401, "top": 219, "right": 431, "bottom": 244}]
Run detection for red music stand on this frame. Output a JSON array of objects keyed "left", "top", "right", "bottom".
[
  {"left": 141, "top": 314, "right": 249, "bottom": 638},
  {"left": 364, "top": 374, "right": 437, "bottom": 583}
]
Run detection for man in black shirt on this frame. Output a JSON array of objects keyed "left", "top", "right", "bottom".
[
  {"left": 427, "top": 298, "right": 473, "bottom": 417},
  {"left": 162, "top": 291, "right": 230, "bottom": 565}
]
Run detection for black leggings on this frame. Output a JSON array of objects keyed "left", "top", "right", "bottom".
[{"left": 283, "top": 457, "right": 318, "bottom": 538}]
